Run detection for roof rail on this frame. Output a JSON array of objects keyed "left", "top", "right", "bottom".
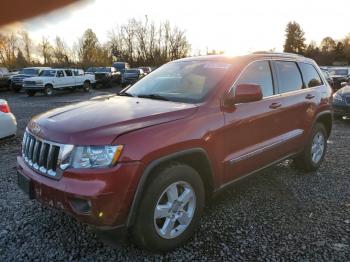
[{"left": 252, "top": 51, "right": 304, "bottom": 58}]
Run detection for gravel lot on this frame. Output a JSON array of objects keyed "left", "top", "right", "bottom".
[{"left": 0, "top": 88, "right": 349, "bottom": 261}]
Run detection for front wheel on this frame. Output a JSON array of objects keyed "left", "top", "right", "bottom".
[
  {"left": 83, "top": 81, "right": 91, "bottom": 92},
  {"left": 294, "top": 123, "right": 327, "bottom": 171},
  {"left": 132, "top": 163, "right": 205, "bottom": 252},
  {"left": 44, "top": 85, "right": 54, "bottom": 96}
]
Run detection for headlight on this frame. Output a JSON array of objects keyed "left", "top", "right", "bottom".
[
  {"left": 333, "top": 93, "right": 343, "bottom": 102},
  {"left": 59, "top": 145, "right": 123, "bottom": 169}
]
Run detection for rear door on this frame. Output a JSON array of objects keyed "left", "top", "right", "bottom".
[
  {"left": 271, "top": 60, "right": 321, "bottom": 153},
  {"left": 223, "top": 60, "right": 288, "bottom": 184}
]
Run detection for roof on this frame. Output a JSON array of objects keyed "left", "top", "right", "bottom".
[{"left": 175, "top": 52, "right": 314, "bottom": 64}]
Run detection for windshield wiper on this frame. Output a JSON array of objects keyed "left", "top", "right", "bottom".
[
  {"left": 118, "top": 91, "right": 134, "bottom": 97},
  {"left": 137, "top": 94, "right": 170, "bottom": 101}
]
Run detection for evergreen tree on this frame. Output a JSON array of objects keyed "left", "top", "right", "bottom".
[{"left": 283, "top": 21, "right": 306, "bottom": 54}]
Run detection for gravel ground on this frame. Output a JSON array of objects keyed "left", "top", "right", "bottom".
[{"left": 0, "top": 88, "right": 349, "bottom": 261}]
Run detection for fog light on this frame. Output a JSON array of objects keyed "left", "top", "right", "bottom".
[{"left": 69, "top": 198, "right": 92, "bottom": 214}]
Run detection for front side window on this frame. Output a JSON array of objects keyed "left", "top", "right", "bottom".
[
  {"left": 235, "top": 61, "right": 274, "bottom": 97},
  {"left": 125, "top": 61, "right": 232, "bottom": 103},
  {"left": 299, "top": 63, "right": 323, "bottom": 88},
  {"left": 275, "top": 61, "right": 303, "bottom": 93},
  {"left": 40, "top": 70, "right": 56, "bottom": 77}
]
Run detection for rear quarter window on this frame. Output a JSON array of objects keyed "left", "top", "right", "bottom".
[
  {"left": 299, "top": 63, "right": 323, "bottom": 88},
  {"left": 275, "top": 61, "right": 303, "bottom": 94}
]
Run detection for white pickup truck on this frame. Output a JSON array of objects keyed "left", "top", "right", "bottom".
[{"left": 22, "top": 68, "right": 96, "bottom": 96}]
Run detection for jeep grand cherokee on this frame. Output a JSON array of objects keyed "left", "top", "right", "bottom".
[{"left": 17, "top": 52, "right": 333, "bottom": 252}]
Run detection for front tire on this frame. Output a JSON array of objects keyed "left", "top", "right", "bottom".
[
  {"left": 132, "top": 163, "right": 205, "bottom": 252},
  {"left": 44, "top": 84, "right": 54, "bottom": 96},
  {"left": 294, "top": 123, "right": 327, "bottom": 171},
  {"left": 83, "top": 81, "right": 91, "bottom": 92}
]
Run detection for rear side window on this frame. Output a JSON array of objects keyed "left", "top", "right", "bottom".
[
  {"left": 235, "top": 61, "right": 274, "bottom": 97},
  {"left": 275, "top": 61, "right": 303, "bottom": 93},
  {"left": 299, "top": 63, "right": 323, "bottom": 88}
]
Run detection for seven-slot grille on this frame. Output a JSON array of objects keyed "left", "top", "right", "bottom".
[{"left": 22, "top": 131, "right": 61, "bottom": 178}]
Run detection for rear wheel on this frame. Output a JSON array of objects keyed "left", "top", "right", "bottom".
[
  {"left": 132, "top": 163, "right": 205, "bottom": 252},
  {"left": 26, "top": 90, "right": 36, "bottom": 97},
  {"left": 83, "top": 81, "right": 91, "bottom": 92},
  {"left": 44, "top": 84, "right": 54, "bottom": 96},
  {"left": 294, "top": 123, "right": 327, "bottom": 171}
]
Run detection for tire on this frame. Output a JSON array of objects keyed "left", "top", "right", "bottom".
[
  {"left": 83, "top": 81, "right": 91, "bottom": 92},
  {"left": 132, "top": 162, "right": 205, "bottom": 252},
  {"left": 12, "top": 85, "right": 21, "bottom": 93},
  {"left": 294, "top": 123, "right": 327, "bottom": 171},
  {"left": 44, "top": 84, "right": 54, "bottom": 96},
  {"left": 26, "top": 90, "right": 36, "bottom": 97}
]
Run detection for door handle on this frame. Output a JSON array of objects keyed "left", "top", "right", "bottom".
[
  {"left": 305, "top": 94, "right": 315, "bottom": 99},
  {"left": 269, "top": 102, "right": 282, "bottom": 109}
]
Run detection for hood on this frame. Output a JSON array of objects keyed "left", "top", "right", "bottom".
[
  {"left": 30, "top": 96, "right": 198, "bottom": 145},
  {"left": 13, "top": 74, "right": 36, "bottom": 79},
  {"left": 24, "top": 76, "right": 53, "bottom": 82},
  {"left": 337, "top": 85, "right": 350, "bottom": 95}
]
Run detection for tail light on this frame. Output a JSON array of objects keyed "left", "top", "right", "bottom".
[{"left": 0, "top": 103, "right": 10, "bottom": 113}]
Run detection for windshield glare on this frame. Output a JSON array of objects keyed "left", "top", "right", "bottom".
[
  {"left": 126, "top": 61, "right": 231, "bottom": 103},
  {"left": 39, "top": 70, "right": 56, "bottom": 77},
  {"left": 20, "top": 68, "right": 39, "bottom": 75}
]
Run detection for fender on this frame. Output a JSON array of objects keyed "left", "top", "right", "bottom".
[
  {"left": 126, "top": 147, "right": 214, "bottom": 227},
  {"left": 311, "top": 109, "right": 333, "bottom": 137}
]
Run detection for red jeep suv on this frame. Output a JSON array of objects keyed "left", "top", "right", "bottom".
[{"left": 17, "top": 52, "right": 333, "bottom": 251}]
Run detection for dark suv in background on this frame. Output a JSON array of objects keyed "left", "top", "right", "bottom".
[{"left": 17, "top": 52, "right": 332, "bottom": 252}]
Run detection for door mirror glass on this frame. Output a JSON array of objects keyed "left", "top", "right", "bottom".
[{"left": 234, "top": 84, "right": 263, "bottom": 103}]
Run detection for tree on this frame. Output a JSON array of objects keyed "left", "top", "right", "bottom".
[
  {"left": 19, "top": 31, "right": 32, "bottom": 63},
  {"left": 78, "top": 28, "right": 100, "bottom": 67},
  {"left": 39, "top": 36, "right": 53, "bottom": 65},
  {"left": 53, "top": 36, "right": 70, "bottom": 66},
  {"left": 283, "top": 21, "right": 306, "bottom": 54},
  {"left": 15, "top": 48, "right": 27, "bottom": 67},
  {"left": 320, "top": 37, "right": 336, "bottom": 53}
]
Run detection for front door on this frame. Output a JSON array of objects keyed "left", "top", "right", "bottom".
[{"left": 222, "top": 60, "right": 286, "bottom": 185}]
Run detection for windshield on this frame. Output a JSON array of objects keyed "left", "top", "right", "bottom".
[
  {"left": 39, "top": 70, "right": 56, "bottom": 77},
  {"left": 95, "top": 67, "right": 111, "bottom": 73},
  {"left": 329, "top": 69, "right": 348, "bottom": 76},
  {"left": 19, "top": 68, "right": 39, "bottom": 75},
  {"left": 86, "top": 67, "right": 95, "bottom": 73},
  {"left": 125, "top": 61, "right": 232, "bottom": 103}
]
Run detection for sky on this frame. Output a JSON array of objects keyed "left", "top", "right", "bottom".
[{"left": 5, "top": 0, "right": 350, "bottom": 55}]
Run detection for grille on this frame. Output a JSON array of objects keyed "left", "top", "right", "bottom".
[
  {"left": 24, "top": 80, "right": 36, "bottom": 85},
  {"left": 22, "top": 131, "right": 62, "bottom": 178},
  {"left": 12, "top": 76, "right": 26, "bottom": 85},
  {"left": 346, "top": 96, "right": 350, "bottom": 104}
]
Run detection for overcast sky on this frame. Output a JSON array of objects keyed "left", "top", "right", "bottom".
[{"left": 9, "top": 0, "right": 350, "bottom": 55}]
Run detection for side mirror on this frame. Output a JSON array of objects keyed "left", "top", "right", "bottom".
[{"left": 233, "top": 84, "right": 263, "bottom": 103}]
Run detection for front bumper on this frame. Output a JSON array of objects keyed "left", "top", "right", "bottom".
[
  {"left": 23, "top": 85, "right": 45, "bottom": 91},
  {"left": 17, "top": 156, "right": 144, "bottom": 228}
]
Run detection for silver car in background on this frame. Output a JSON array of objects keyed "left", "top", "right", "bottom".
[{"left": 0, "top": 99, "right": 17, "bottom": 139}]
